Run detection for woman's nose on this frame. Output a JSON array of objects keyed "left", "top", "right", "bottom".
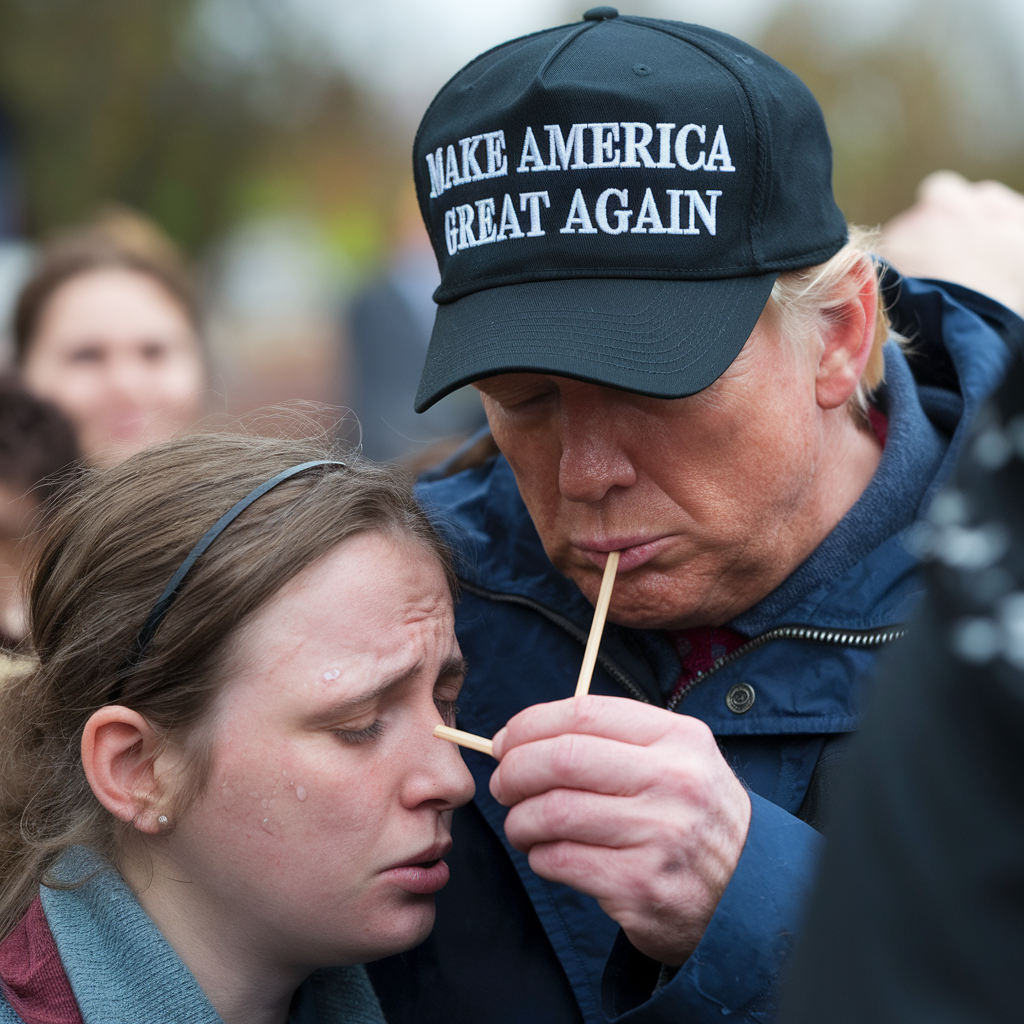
[{"left": 402, "top": 720, "right": 476, "bottom": 812}]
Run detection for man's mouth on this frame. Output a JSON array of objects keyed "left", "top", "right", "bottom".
[{"left": 576, "top": 534, "right": 675, "bottom": 573}]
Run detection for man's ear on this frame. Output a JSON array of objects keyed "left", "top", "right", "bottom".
[
  {"left": 815, "top": 267, "right": 879, "bottom": 411},
  {"left": 81, "top": 706, "right": 168, "bottom": 835}
]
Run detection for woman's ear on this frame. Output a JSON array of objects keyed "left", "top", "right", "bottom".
[
  {"left": 814, "top": 266, "right": 879, "bottom": 411},
  {"left": 81, "top": 706, "right": 168, "bottom": 835}
]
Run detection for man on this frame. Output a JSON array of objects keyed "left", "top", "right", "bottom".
[{"left": 366, "top": 9, "right": 1021, "bottom": 1023}]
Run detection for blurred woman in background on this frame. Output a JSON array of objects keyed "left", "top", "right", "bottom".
[
  {"left": 13, "top": 209, "right": 205, "bottom": 466},
  {"left": 0, "top": 433, "right": 474, "bottom": 1024}
]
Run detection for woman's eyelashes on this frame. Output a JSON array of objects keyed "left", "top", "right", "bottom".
[
  {"left": 433, "top": 699, "right": 459, "bottom": 727},
  {"left": 333, "top": 720, "right": 385, "bottom": 745}
]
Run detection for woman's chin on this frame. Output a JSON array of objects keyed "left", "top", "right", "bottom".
[{"left": 369, "top": 898, "right": 437, "bottom": 959}]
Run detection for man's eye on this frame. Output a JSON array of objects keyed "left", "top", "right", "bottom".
[
  {"left": 434, "top": 699, "right": 460, "bottom": 727},
  {"left": 501, "top": 389, "right": 557, "bottom": 413},
  {"left": 333, "top": 720, "right": 384, "bottom": 745}
]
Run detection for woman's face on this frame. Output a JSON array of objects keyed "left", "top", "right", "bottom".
[
  {"left": 21, "top": 268, "right": 204, "bottom": 466},
  {"left": 156, "top": 530, "right": 475, "bottom": 967}
]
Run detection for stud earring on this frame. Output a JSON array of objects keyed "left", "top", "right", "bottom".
[{"left": 157, "top": 815, "right": 169, "bottom": 827}]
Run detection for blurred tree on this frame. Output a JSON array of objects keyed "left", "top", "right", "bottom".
[
  {"left": 0, "top": 0, "right": 402, "bottom": 256},
  {"left": 755, "top": 0, "right": 1024, "bottom": 226}
]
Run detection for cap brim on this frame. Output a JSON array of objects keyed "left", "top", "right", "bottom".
[{"left": 415, "top": 274, "right": 779, "bottom": 412}]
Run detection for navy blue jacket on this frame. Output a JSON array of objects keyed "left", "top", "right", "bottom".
[{"left": 367, "top": 276, "right": 1016, "bottom": 1023}]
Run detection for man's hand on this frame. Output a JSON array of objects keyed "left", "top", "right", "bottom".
[
  {"left": 490, "top": 696, "right": 751, "bottom": 966},
  {"left": 880, "top": 171, "right": 1024, "bottom": 316}
]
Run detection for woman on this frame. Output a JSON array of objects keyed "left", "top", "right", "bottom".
[
  {"left": 13, "top": 210, "right": 205, "bottom": 466},
  {"left": 0, "top": 433, "right": 475, "bottom": 1024}
]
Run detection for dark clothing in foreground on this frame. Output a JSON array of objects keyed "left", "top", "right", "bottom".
[
  {"left": 367, "top": 274, "right": 1014, "bottom": 1023},
  {"left": 780, "top": 342, "right": 1024, "bottom": 1024}
]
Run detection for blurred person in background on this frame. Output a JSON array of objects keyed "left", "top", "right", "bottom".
[
  {"left": 12, "top": 209, "right": 205, "bottom": 466},
  {"left": 345, "top": 181, "right": 485, "bottom": 463},
  {"left": 0, "top": 375, "right": 78, "bottom": 649}
]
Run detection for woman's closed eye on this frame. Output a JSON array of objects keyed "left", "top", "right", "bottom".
[
  {"left": 333, "top": 720, "right": 385, "bottom": 745},
  {"left": 433, "top": 699, "right": 459, "bottom": 727}
]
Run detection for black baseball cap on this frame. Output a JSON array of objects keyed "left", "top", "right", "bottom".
[{"left": 413, "top": 7, "right": 847, "bottom": 412}]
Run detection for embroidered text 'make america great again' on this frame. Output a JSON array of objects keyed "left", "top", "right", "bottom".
[{"left": 425, "top": 121, "right": 737, "bottom": 257}]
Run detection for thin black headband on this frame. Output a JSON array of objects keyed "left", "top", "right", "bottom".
[{"left": 124, "top": 459, "right": 347, "bottom": 675}]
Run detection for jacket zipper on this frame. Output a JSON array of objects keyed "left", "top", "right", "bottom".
[
  {"left": 459, "top": 580, "right": 654, "bottom": 703},
  {"left": 666, "top": 623, "right": 909, "bottom": 710},
  {"left": 459, "top": 579, "right": 907, "bottom": 712}
]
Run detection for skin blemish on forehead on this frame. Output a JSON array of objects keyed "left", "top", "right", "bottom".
[{"left": 322, "top": 668, "right": 341, "bottom": 683}]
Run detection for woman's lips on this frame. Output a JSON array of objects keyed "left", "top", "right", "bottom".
[
  {"left": 382, "top": 858, "right": 451, "bottom": 895},
  {"left": 382, "top": 841, "right": 453, "bottom": 895},
  {"left": 577, "top": 535, "right": 676, "bottom": 573}
]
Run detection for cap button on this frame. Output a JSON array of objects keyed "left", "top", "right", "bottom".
[{"left": 583, "top": 6, "right": 618, "bottom": 20}]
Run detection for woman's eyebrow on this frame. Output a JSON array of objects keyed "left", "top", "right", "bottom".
[
  {"left": 308, "top": 655, "right": 467, "bottom": 724},
  {"left": 439, "top": 655, "right": 469, "bottom": 681}
]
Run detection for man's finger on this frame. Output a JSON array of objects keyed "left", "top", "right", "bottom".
[
  {"left": 501, "top": 788, "right": 688, "bottom": 851},
  {"left": 490, "top": 730, "right": 710, "bottom": 806},
  {"left": 492, "top": 694, "right": 702, "bottom": 759}
]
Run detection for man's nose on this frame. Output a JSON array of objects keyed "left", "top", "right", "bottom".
[{"left": 557, "top": 397, "right": 637, "bottom": 503}]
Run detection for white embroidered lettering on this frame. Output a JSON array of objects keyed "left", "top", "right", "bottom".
[
  {"left": 475, "top": 198, "right": 497, "bottom": 244},
  {"left": 705, "top": 126, "right": 735, "bottom": 172},
  {"left": 460, "top": 136, "right": 486, "bottom": 181},
  {"left": 560, "top": 188, "right": 598, "bottom": 234},
  {"left": 496, "top": 193, "right": 525, "bottom": 239},
  {"left": 655, "top": 123, "right": 676, "bottom": 168},
  {"left": 665, "top": 190, "right": 687, "bottom": 234},
  {"left": 518, "top": 127, "right": 546, "bottom": 172},
  {"left": 631, "top": 188, "right": 667, "bottom": 233},
  {"left": 520, "top": 191, "right": 550, "bottom": 236},
  {"left": 426, "top": 147, "right": 446, "bottom": 197},
  {"left": 595, "top": 188, "right": 632, "bottom": 234},
  {"left": 589, "top": 123, "right": 621, "bottom": 167},
  {"left": 456, "top": 204, "right": 478, "bottom": 249},
  {"left": 621, "top": 122, "right": 656, "bottom": 167},
  {"left": 444, "top": 208, "right": 458, "bottom": 254},
  {"left": 675, "top": 124, "right": 706, "bottom": 171},
  {"left": 544, "top": 124, "right": 589, "bottom": 170},
  {"left": 684, "top": 189, "right": 723, "bottom": 234},
  {"left": 483, "top": 131, "right": 508, "bottom": 177},
  {"left": 445, "top": 145, "right": 462, "bottom": 190}
]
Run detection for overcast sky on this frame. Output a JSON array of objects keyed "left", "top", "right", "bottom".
[{"left": 253, "top": 0, "right": 1024, "bottom": 120}]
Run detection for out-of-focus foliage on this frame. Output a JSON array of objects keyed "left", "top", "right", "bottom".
[
  {"left": 0, "top": 0, "right": 405, "bottom": 258},
  {"left": 756, "top": 0, "right": 1024, "bottom": 225}
]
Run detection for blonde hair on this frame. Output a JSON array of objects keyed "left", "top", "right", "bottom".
[{"left": 765, "top": 225, "right": 898, "bottom": 422}]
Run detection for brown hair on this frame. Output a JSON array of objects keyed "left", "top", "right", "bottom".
[
  {"left": 0, "top": 375, "right": 80, "bottom": 504},
  {"left": 0, "top": 432, "right": 454, "bottom": 937},
  {"left": 12, "top": 207, "right": 198, "bottom": 365}
]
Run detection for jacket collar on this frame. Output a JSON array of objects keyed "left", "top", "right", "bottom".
[{"left": 420, "top": 276, "right": 1012, "bottom": 713}]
